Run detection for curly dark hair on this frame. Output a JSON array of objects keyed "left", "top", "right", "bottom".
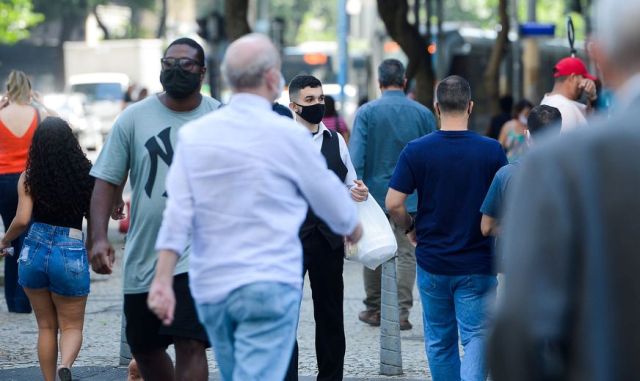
[{"left": 25, "top": 117, "right": 93, "bottom": 218}]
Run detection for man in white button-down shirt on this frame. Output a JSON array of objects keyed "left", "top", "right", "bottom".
[
  {"left": 284, "top": 75, "right": 368, "bottom": 381},
  {"left": 146, "top": 34, "right": 362, "bottom": 381}
]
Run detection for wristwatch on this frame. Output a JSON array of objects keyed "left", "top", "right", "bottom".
[{"left": 404, "top": 217, "right": 415, "bottom": 234}]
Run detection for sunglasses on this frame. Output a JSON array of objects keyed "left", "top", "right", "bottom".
[{"left": 161, "top": 57, "right": 203, "bottom": 71}]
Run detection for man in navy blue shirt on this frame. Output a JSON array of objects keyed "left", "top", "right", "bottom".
[{"left": 386, "top": 75, "right": 507, "bottom": 381}]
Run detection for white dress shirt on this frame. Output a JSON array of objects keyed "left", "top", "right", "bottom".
[
  {"left": 155, "top": 93, "right": 359, "bottom": 304},
  {"left": 310, "top": 122, "right": 357, "bottom": 188}
]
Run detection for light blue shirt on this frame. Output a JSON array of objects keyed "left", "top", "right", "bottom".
[
  {"left": 349, "top": 90, "right": 436, "bottom": 213},
  {"left": 155, "top": 93, "right": 359, "bottom": 304}
]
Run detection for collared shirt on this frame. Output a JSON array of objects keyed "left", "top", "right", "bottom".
[
  {"left": 155, "top": 93, "right": 359, "bottom": 304},
  {"left": 349, "top": 90, "right": 436, "bottom": 213},
  {"left": 310, "top": 122, "right": 357, "bottom": 188}
]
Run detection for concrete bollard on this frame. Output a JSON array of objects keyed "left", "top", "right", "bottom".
[
  {"left": 119, "top": 310, "right": 132, "bottom": 366},
  {"left": 380, "top": 257, "right": 403, "bottom": 375}
]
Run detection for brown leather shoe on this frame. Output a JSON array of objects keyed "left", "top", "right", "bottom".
[
  {"left": 400, "top": 319, "right": 413, "bottom": 331},
  {"left": 358, "top": 310, "right": 381, "bottom": 326}
]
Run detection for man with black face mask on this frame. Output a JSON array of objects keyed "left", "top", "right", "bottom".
[
  {"left": 284, "top": 75, "right": 368, "bottom": 381},
  {"left": 89, "top": 37, "right": 221, "bottom": 381}
]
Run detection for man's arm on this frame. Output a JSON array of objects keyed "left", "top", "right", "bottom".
[
  {"left": 89, "top": 179, "right": 118, "bottom": 274},
  {"left": 386, "top": 188, "right": 412, "bottom": 230},
  {"left": 88, "top": 116, "right": 131, "bottom": 273},
  {"left": 148, "top": 250, "right": 179, "bottom": 326},
  {"left": 339, "top": 132, "right": 369, "bottom": 202},
  {"left": 111, "top": 174, "right": 128, "bottom": 220},
  {"left": 386, "top": 149, "right": 418, "bottom": 244},
  {"left": 386, "top": 188, "right": 415, "bottom": 245},
  {"left": 480, "top": 214, "right": 499, "bottom": 237}
]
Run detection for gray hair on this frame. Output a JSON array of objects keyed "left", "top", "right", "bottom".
[
  {"left": 221, "top": 34, "right": 280, "bottom": 90},
  {"left": 378, "top": 59, "right": 405, "bottom": 88},
  {"left": 595, "top": 0, "right": 640, "bottom": 66}
]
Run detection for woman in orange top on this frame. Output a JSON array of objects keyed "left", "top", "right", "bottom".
[{"left": 0, "top": 70, "right": 45, "bottom": 313}]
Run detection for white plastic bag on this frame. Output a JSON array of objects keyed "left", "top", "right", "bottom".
[{"left": 345, "top": 196, "right": 398, "bottom": 270}]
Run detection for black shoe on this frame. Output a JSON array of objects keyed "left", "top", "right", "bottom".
[
  {"left": 358, "top": 310, "right": 381, "bottom": 326},
  {"left": 400, "top": 319, "right": 413, "bottom": 331}
]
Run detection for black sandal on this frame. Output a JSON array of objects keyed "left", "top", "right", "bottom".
[{"left": 57, "top": 366, "right": 72, "bottom": 381}]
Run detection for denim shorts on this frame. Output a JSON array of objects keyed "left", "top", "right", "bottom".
[{"left": 18, "top": 222, "right": 90, "bottom": 297}]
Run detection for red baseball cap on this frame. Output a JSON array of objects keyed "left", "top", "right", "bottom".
[{"left": 553, "top": 57, "right": 597, "bottom": 81}]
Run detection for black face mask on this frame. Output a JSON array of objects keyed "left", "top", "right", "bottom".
[
  {"left": 294, "top": 103, "right": 326, "bottom": 124},
  {"left": 160, "top": 67, "right": 201, "bottom": 99}
]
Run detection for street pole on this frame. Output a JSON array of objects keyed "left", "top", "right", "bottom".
[
  {"left": 119, "top": 313, "right": 131, "bottom": 366},
  {"left": 380, "top": 258, "right": 403, "bottom": 375},
  {"left": 527, "top": 0, "right": 536, "bottom": 22},
  {"left": 337, "top": 0, "right": 348, "bottom": 107},
  {"left": 436, "top": 0, "right": 445, "bottom": 81}
]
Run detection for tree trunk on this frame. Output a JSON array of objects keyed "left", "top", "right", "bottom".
[
  {"left": 129, "top": 6, "right": 141, "bottom": 38},
  {"left": 56, "top": 10, "right": 86, "bottom": 90},
  {"left": 93, "top": 5, "right": 111, "bottom": 40},
  {"left": 156, "top": 0, "right": 167, "bottom": 38},
  {"left": 377, "top": 0, "right": 435, "bottom": 108},
  {"left": 483, "top": 0, "right": 509, "bottom": 115},
  {"left": 224, "top": 0, "right": 251, "bottom": 42}
]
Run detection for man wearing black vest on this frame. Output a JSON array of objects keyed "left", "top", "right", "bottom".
[{"left": 284, "top": 75, "right": 368, "bottom": 381}]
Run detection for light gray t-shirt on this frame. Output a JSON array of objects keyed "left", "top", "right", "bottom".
[{"left": 91, "top": 94, "right": 221, "bottom": 294}]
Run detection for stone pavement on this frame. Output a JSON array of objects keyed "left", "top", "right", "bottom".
[{"left": 0, "top": 222, "right": 432, "bottom": 380}]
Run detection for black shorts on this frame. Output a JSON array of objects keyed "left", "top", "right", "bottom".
[{"left": 123, "top": 273, "right": 210, "bottom": 354}]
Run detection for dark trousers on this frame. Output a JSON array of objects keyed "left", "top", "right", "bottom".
[
  {"left": 284, "top": 232, "right": 345, "bottom": 381},
  {"left": 0, "top": 173, "right": 31, "bottom": 313}
]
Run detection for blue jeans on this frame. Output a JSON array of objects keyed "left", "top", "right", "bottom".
[
  {"left": 0, "top": 173, "right": 31, "bottom": 312},
  {"left": 18, "top": 222, "right": 90, "bottom": 297},
  {"left": 196, "top": 282, "right": 301, "bottom": 381},
  {"left": 417, "top": 266, "right": 497, "bottom": 381}
]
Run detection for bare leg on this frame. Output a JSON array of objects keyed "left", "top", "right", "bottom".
[
  {"left": 174, "top": 338, "right": 208, "bottom": 381},
  {"left": 23, "top": 288, "right": 58, "bottom": 381},
  {"left": 51, "top": 293, "right": 87, "bottom": 369}
]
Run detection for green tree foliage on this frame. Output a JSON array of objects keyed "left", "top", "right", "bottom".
[
  {"left": 270, "top": 0, "right": 339, "bottom": 45},
  {"left": 444, "top": 0, "right": 588, "bottom": 40},
  {"left": 270, "top": 0, "right": 312, "bottom": 45},
  {"left": 0, "top": 0, "right": 44, "bottom": 44},
  {"left": 295, "top": 2, "right": 338, "bottom": 43},
  {"left": 32, "top": 0, "right": 157, "bottom": 40}
]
